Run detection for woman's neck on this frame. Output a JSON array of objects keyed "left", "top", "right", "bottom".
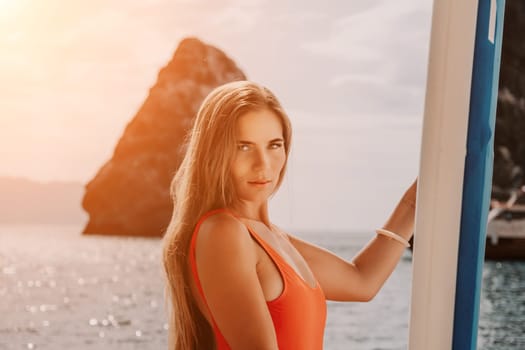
[{"left": 228, "top": 201, "right": 270, "bottom": 227}]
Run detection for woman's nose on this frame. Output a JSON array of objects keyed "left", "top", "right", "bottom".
[{"left": 252, "top": 149, "right": 270, "bottom": 170}]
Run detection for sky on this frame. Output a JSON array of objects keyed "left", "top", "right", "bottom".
[{"left": 0, "top": 0, "right": 433, "bottom": 231}]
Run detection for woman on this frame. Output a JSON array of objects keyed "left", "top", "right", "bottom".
[{"left": 163, "top": 80, "right": 417, "bottom": 349}]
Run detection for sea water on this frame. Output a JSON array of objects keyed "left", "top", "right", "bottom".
[{"left": 0, "top": 225, "right": 523, "bottom": 349}]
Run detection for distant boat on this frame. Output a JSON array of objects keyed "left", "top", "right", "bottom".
[
  {"left": 485, "top": 187, "right": 525, "bottom": 260},
  {"left": 409, "top": 186, "right": 525, "bottom": 260}
]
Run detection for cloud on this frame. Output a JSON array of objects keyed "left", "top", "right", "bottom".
[
  {"left": 329, "top": 73, "right": 386, "bottom": 88},
  {"left": 301, "top": 0, "right": 432, "bottom": 90},
  {"left": 209, "top": 6, "right": 262, "bottom": 33},
  {"left": 292, "top": 0, "right": 432, "bottom": 120}
]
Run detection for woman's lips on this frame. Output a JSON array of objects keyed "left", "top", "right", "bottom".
[{"left": 248, "top": 180, "right": 271, "bottom": 185}]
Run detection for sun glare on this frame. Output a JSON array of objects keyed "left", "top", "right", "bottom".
[
  {"left": 0, "top": 0, "right": 26, "bottom": 30},
  {"left": 0, "top": 0, "right": 14, "bottom": 8},
  {"left": 0, "top": 0, "right": 20, "bottom": 17}
]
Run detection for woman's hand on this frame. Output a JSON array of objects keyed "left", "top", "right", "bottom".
[
  {"left": 381, "top": 177, "right": 418, "bottom": 241},
  {"left": 401, "top": 178, "right": 418, "bottom": 209}
]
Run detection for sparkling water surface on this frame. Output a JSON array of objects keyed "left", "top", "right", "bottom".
[{"left": 0, "top": 225, "right": 523, "bottom": 349}]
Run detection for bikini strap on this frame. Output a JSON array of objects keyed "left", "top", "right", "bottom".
[{"left": 189, "top": 208, "right": 288, "bottom": 305}]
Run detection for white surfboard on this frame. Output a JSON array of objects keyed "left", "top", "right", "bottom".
[{"left": 408, "top": 0, "right": 505, "bottom": 349}]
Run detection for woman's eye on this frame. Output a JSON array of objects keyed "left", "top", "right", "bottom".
[
  {"left": 270, "top": 143, "right": 283, "bottom": 149},
  {"left": 238, "top": 144, "right": 250, "bottom": 151}
]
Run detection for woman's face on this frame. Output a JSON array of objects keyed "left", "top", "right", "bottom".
[{"left": 230, "top": 109, "right": 286, "bottom": 204}]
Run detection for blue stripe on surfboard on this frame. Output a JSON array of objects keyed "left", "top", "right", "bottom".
[{"left": 453, "top": 0, "right": 505, "bottom": 349}]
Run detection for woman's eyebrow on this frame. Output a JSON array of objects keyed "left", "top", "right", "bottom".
[{"left": 237, "top": 138, "right": 284, "bottom": 144}]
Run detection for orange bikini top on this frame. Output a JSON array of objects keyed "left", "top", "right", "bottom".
[{"left": 189, "top": 208, "right": 327, "bottom": 349}]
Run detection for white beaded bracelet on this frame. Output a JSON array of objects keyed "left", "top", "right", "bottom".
[{"left": 376, "top": 228, "right": 411, "bottom": 248}]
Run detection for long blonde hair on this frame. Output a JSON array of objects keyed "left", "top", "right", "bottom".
[{"left": 162, "top": 81, "right": 292, "bottom": 349}]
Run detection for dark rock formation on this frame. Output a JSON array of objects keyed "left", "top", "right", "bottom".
[
  {"left": 493, "top": 0, "right": 525, "bottom": 203},
  {"left": 82, "top": 38, "right": 246, "bottom": 236}
]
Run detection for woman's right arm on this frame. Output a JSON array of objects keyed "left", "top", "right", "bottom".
[{"left": 195, "top": 213, "right": 278, "bottom": 350}]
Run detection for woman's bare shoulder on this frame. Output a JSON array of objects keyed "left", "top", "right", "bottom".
[{"left": 196, "top": 212, "right": 255, "bottom": 258}]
